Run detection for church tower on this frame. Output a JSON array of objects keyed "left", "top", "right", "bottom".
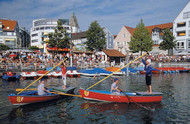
[{"left": 70, "top": 12, "right": 80, "bottom": 33}]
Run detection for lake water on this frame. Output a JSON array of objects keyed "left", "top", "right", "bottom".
[{"left": 0, "top": 73, "right": 190, "bottom": 123}]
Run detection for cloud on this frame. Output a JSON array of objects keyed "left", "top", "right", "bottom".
[{"left": 0, "top": 0, "right": 189, "bottom": 34}]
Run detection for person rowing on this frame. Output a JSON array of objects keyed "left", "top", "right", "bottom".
[
  {"left": 38, "top": 79, "right": 49, "bottom": 95},
  {"left": 110, "top": 78, "right": 121, "bottom": 95}
]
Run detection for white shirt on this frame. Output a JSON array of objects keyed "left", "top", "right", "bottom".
[{"left": 38, "top": 83, "right": 46, "bottom": 95}]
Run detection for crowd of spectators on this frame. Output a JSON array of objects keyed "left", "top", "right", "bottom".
[
  {"left": 0, "top": 51, "right": 190, "bottom": 70},
  {"left": 0, "top": 51, "right": 106, "bottom": 70}
]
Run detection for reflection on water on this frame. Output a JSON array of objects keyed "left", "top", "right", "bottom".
[{"left": 0, "top": 73, "right": 190, "bottom": 123}]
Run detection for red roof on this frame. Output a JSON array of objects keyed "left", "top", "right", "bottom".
[
  {"left": 0, "top": 20, "right": 17, "bottom": 31},
  {"left": 102, "top": 49, "right": 126, "bottom": 57},
  {"left": 124, "top": 23, "right": 173, "bottom": 35}
]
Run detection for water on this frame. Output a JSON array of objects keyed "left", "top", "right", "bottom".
[{"left": 0, "top": 73, "right": 190, "bottom": 123}]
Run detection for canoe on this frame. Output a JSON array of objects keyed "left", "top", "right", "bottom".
[
  {"left": 20, "top": 71, "right": 37, "bottom": 79},
  {"left": 79, "top": 88, "right": 163, "bottom": 103},
  {"left": 8, "top": 86, "right": 76, "bottom": 105},
  {"left": 2, "top": 72, "right": 20, "bottom": 80}
]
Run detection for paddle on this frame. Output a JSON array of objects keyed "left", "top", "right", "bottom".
[
  {"left": 118, "top": 88, "right": 153, "bottom": 111},
  {"left": 16, "top": 88, "right": 37, "bottom": 91},
  {"left": 86, "top": 52, "right": 148, "bottom": 90},
  {"left": 17, "top": 58, "right": 67, "bottom": 95}
]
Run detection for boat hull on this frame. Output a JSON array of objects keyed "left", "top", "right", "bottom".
[
  {"left": 8, "top": 93, "right": 61, "bottom": 105},
  {"left": 79, "top": 89, "right": 162, "bottom": 103},
  {"left": 9, "top": 87, "right": 76, "bottom": 105}
]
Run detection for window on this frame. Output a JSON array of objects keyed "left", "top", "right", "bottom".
[
  {"left": 188, "top": 40, "right": 190, "bottom": 48},
  {"left": 7, "top": 32, "right": 12, "bottom": 35},
  {"left": 183, "top": 11, "right": 190, "bottom": 19},
  {"left": 40, "top": 27, "right": 44, "bottom": 30},
  {"left": 32, "top": 39, "right": 38, "bottom": 43},
  {"left": 176, "top": 42, "right": 185, "bottom": 49},
  {"left": 154, "top": 40, "right": 159, "bottom": 44},
  {"left": 122, "top": 34, "right": 125, "bottom": 38},
  {"left": 36, "top": 28, "right": 39, "bottom": 30},
  {"left": 45, "top": 27, "right": 51, "bottom": 29},
  {"left": 117, "top": 42, "right": 120, "bottom": 47},
  {"left": 32, "top": 33, "right": 38, "bottom": 37},
  {"left": 177, "top": 31, "right": 186, "bottom": 36},
  {"left": 0, "top": 38, "right": 3, "bottom": 42},
  {"left": 177, "top": 22, "right": 186, "bottom": 27}
]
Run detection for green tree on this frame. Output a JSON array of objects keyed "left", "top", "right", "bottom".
[
  {"left": 47, "top": 20, "right": 71, "bottom": 53},
  {"left": 85, "top": 21, "right": 106, "bottom": 51},
  {"left": 28, "top": 46, "right": 39, "bottom": 51},
  {"left": 128, "top": 19, "right": 153, "bottom": 55},
  {"left": 159, "top": 28, "right": 176, "bottom": 55},
  {"left": 0, "top": 44, "right": 10, "bottom": 51}
]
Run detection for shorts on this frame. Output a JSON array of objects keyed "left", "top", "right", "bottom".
[{"left": 146, "top": 75, "right": 151, "bottom": 86}]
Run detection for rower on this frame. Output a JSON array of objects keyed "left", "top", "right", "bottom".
[
  {"left": 38, "top": 79, "right": 48, "bottom": 95},
  {"left": 110, "top": 78, "right": 121, "bottom": 95}
]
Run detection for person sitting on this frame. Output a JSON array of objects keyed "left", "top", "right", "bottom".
[
  {"left": 38, "top": 79, "right": 48, "bottom": 95},
  {"left": 110, "top": 78, "right": 121, "bottom": 95}
]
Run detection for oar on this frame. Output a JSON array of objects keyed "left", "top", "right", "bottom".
[
  {"left": 16, "top": 88, "right": 37, "bottom": 91},
  {"left": 17, "top": 58, "right": 67, "bottom": 95},
  {"left": 118, "top": 88, "right": 153, "bottom": 111},
  {"left": 86, "top": 52, "right": 148, "bottom": 90},
  {"left": 49, "top": 91, "right": 82, "bottom": 98}
]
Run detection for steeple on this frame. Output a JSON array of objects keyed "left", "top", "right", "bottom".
[{"left": 70, "top": 12, "right": 79, "bottom": 33}]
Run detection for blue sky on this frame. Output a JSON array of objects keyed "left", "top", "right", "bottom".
[{"left": 0, "top": 0, "right": 189, "bottom": 34}]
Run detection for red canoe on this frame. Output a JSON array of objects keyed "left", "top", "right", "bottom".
[
  {"left": 8, "top": 87, "right": 75, "bottom": 105},
  {"left": 79, "top": 88, "right": 163, "bottom": 103}
]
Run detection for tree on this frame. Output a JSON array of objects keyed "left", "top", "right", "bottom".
[
  {"left": 128, "top": 19, "right": 153, "bottom": 55},
  {"left": 28, "top": 46, "right": 39, "bottom": 51},
  {"left": 85, "top": 21, "right": 106, "bottom": 51},
  {"left": 0, "top": 44, "right": 10, "bottom": 51},
  {"left": 47, "top": 20, "right": 71, "bottom": 53},
  {"left": 159, "top": 28, "right": 176, "bottom": 55}
]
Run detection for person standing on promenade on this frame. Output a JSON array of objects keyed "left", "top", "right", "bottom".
[
  {"left": 142, "top": 58, "right": 152, "bottom": 94},
  {"left": 61, "top": 62, "right": 67, "bottom": 89}
]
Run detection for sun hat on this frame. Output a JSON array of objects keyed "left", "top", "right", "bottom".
[{"left": 114, "top": 78, "right": 119, "bottom": 82}]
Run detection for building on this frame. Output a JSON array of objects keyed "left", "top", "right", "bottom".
[
  {"left": 30, "top": 19, "right": 72, "bottom": 52},
  {"left": 70, "top": 12, "right": 80, "bottom": 33},
  {"left": 19, "top": 27, "right": 30, "bottom": 48},
  {"left": 0, "top": 19, "right": 20, "bottom": 48},
  {"left": 114, "top": 23, "right": 173, "bottom": 55},
  {"left": 173, "top": 1, "right": 190, "bottom": 55},
  {"left": 71, "top": 27, "right": 114, "bottom": 51},
  {"left": 72, "top": 31, "right": 87, "bottom": 51},
  {"left": 103, "top": 27, "right": 114, "bottom": 49}
]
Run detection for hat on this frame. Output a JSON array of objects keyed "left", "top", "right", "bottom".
[
  {"left": 41, "top": 78, "right": 45, "bottom": 81},
  {"left": 114, "top": 78, "right": 119, "bottom": 82},
  {"left": 147, "top": 59, "right": 151, "bottom": 63}
]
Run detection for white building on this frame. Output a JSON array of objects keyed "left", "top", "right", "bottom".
[
  {"left": 30, "top": 19, "right": 72, "bottom": 52},
  {"left": 0, "top": 19, "right": 20, "bottom": 48},
  {"left": 173, "top": 1, "right": 190, "bottom": 55}
]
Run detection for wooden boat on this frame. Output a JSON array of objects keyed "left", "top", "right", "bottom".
[
  {"left": 51, "top": 71, "right": 62, "bottom": 77},
  {"left": 79, "top": 88, "right": 163, "bottom": 103},
  {"left": 20, "top": 71, "right": 37, "bottom": 79},
  {"left": 8, "top": 87, "right": 76, "bottom": 105},
  {"left": 2, "top": 72, "right": 20, "bottom": 80},
  {"left": 37, "top": 70, "right": 51, "bottom": 78},
  {"left": 67, "top": 70, "right": 80, "bottom": 78}
]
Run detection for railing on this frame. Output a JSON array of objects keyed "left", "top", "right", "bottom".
[{"left": 0, "top": 61, "right": 189, "bottom": 72}]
